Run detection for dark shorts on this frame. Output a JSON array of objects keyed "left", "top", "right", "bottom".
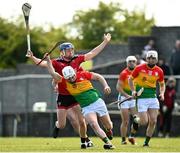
[{"left": 56, "top": 94, "right": 79, "bottom": 110}]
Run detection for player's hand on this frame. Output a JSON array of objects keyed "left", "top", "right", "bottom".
[
  {"left": 104, "top": 33, "right": 111, "bottom": 43},
  {"left": 104, "top": 86, "right": 111, "bottom": 95},
  {"left": 26, "top": 50, "right": 33, "bottom": 58},
  {"left": 44, "top": 53, "right": 50, "bottom": 62},
  {"left": 159, "top": 93, "right": 164, "bottom": 101},
  {"left": 132, "top": 91, "right": 137, "bottom": 98},
  {"left": 126, "top": 95, "right": 133, "bottom": 99},
  {"left": 52, "top": 79, "right": 58, "bottom": 93},
  {"left": 162, "top": 105, "right": 167, "bottom": 112}
]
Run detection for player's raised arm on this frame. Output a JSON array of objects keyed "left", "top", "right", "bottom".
[
  {"left": 84, "top": 33, "right": 111, "bottom": 61},
  {"left": 128, "top": 76, "right": 137, "bottom": 97},
  {"left": 26, "top": 50, "right": 47, "bottom": 67},
  {"left": 44, "top": 53, "right": 62, "bottom": 82},
  {"left": 91, "top": 72, "right": 111, "bottom": 95}
]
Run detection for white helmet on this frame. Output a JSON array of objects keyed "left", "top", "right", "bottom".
[
  {"left": 146, "top": 50, "right": 158, "bottom": 60},
  {"left": 62, "top": 66, "right": 76, "bottom": 79},
  {"left": 126, "top": 56, "right": 137, "bottom": 63}
]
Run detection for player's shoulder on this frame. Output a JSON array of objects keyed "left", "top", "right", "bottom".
[
  {"left": 121, "top": 68, "right": 128, "bottom": 74},
  {"left": 137, "top": 63, "right": 146, "bottom": 68},
  {"left": 155, "top": 65, "right": 164, "bottom": 73},
  {"left": 53, "top": 57, "right": 63, "bottom": 62},
  {"left": 73, "top": 54, "right": 84, "bottom": 58},
  {"left": 51, "top": 58, "right": 60, "bottom": 65},
  {"left": 134, "top": 63, "right": 146, "bottom": 70},
  {"left": 78, "top": 70, "right": 90, "bottom": 76},
  {"left": 78, "top": 70, "right": 92, "bottom": 79},
  {"left": 119, "top": 68, "right": 128, "bottom": 76},
  {"left": 51, "top": 57, "right": 59, "bottom": 62}
]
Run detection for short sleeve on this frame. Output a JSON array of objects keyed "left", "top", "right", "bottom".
[
  {"left": 51, "top": 59, "right": 58, "bottom": 71},
  {"left": 76, "top": 55, "right": 85, "bottom": 64},
  {"left": 81, "top": 71, "right": 92, "bottom": 80},
  {"left": 158, "top": 68, "right": 164, "bottom": 83},
  {"left": 131, "top": 66, "right": 139, "bottom": 79},
  {"left": 119, "top": 72, "right": 126, "bottom": 81}
]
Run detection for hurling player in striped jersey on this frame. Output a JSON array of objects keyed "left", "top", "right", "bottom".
[{"left": 128, "top": 50, "right": 165, "bottom": 147}]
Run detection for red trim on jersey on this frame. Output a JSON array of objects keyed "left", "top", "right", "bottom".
[
  {"left": 131, "top": 63, "right": 164, "bottom": 82},
  {"left": 119, "top": 68, "right": 131, "bottom": 81},
  {"left": 57, "top": 102, "right": 79, "bottom": 109},
  {"left": 51, "top": 55, "right": 85, "bottom": 95}
]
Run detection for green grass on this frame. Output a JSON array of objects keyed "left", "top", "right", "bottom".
[{"left": 1, "top": 137, "right": 180, "bottom": 152}]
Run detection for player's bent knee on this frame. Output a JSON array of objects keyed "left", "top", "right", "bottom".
[
  {"left": 149, "top": 119, "right": 157, "bottom": 125},
  {"left": 58, "top": 123, "right": 66, "bottom": 129},
  {"left": 140, "top": 119, "right": 148, "bottom": 125},
  {"left": 122, "top": 120, "right": 129, "bottom": 126},
  {"left": 105, "top": 121, "right": 113, "bottom": 130},
  {"left": 90, "top": 122, "right": 99, "bottom": 130},
  {"left": 79, "top": 120, "right": 86, "bottom": 128}
]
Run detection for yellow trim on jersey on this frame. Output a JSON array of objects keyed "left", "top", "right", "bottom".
[
  {"left": 133, "top": 71, "right": 158, "bottom": 88},
  {"left": 66, "top": 80, "right": 93, "bottom": 95}
]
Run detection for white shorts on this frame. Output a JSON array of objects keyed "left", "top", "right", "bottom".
[
  {"left": 82, "top": 98, "right": 108, "bottom": 117},
  {"left": 137, "top": 98, "right": 159, "bottom": 112},
  {"left": 118, "top": 95, "right": 136, "bottom": 109}
]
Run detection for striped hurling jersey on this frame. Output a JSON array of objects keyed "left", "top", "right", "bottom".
[
  {"left": 119, "top": 68, "right": 133, "bottom": 95},
  {"left": 131, "top": 63, "right": 164, "bottom": 98},
  {"left": 62, "top": 71, "right": 100, "bottom": 107}
]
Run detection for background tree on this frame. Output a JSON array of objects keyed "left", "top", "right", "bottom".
[
  {"left": 0, "top": 1, "right": 155, "bottom": 69},
  {"left": 71, "top": 2, "right": 155, "bottom": 48},
  {"left": 0, "top": 17, "right": 67, "bottom": 68}
]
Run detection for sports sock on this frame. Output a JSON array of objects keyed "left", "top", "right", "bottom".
[
  {"left": 81, "top": 137, "right": 86, "bottom": 143},
  {"left": 122, "top": 137, "right": 126, "bottom": 142},
  {"left": 102, "top": 137, "right": 109, "bottom": 143},
  {"left": 144, "top": 136, "right": 151, "bottom": 145},
  {"left": 130, "top": 133, "right": 135, "bottom": 137},
  {"left": 85, "top": 137, "right": 91, "bottom": 142}
]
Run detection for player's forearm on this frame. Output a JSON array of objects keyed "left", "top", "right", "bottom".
[
  {"left": 30, "top": 56, "right": 47, "bottom": 67},
  {"left": 93, "top": 73, "right": 109, "bottom": 88},
  {"left": 119, "top": 88, "right": 130, "bottom": 98},
  {"left": 116, "top": 82, "right": 129, "bottom": 97},
  {"left": 159, "top": 82, "right": 165, "bottom": 95},
  {"left": 128, "top": 77, "right": 135, "bottom": 92},
  {"left": 46, "top": 60, "right": 61, "bottom": 81},
  {"left": 84, "top": 40, "right": 108, "bottom": 61},
  {"left": 99, "top": 75, "right": 109, "bottom": 88}
]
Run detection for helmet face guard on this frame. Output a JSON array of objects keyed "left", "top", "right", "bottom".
[
  {"left": 62, "top": 66, "right": 76, "bottom": 80},
  {"left": 126, "top": 56, "right": 137, "bottom": 70},
  {"left": 146, "top": 50, "right": 158, "bottom": 60},
  {"left": 59, "top": 42, "right": 74, "bottom": 51},
  {"left": 126, "top": 56, "right": 137, "bottom": 63}
]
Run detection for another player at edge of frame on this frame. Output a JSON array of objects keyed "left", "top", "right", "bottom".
[
  {"left": 128, "top": 50, "right": 165, "bottom": 147},
  {"left": 116, "top": 55, "right": 140, "bottom": 145}
]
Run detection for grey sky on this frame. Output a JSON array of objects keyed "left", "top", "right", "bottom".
[{"left": 0, "top": 0, "right": 180, "bottom": 29}]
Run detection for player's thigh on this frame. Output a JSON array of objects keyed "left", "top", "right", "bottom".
[
  {"left": 99, "top": 114, "right": 113, "bottom": 129},
  {"left": 57, "top": 109, "right": 67, "bottom": 126},
  {"left": 85, "top": 112, "right": 98, "bottom": 126},
  {"left": 120, "top": 109, "right": 130, "bottom": 123},
  {"left": 148, "top": 108, "right": 159, "bottom": 123},
  {"left": 138, "top": 111, "right": 149, "bottom": 125},
  {"left": 71, "top": 105, "right": 85, "bottom": 123},
  {"left": 67, "top": 106, "right": 79, "bottom": 121},
  {"left": 129, "top": 107, "right": 137, "bottom": 116}
]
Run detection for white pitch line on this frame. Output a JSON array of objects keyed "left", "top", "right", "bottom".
[{"left": 0, "top": 152, "right": 179, "bottom": 153}]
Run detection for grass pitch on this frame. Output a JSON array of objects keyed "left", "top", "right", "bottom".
[{"left": 1, "top": 137, "right": 180, "bottom": 152}]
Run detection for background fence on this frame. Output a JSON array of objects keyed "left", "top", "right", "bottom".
[{"left": 0, "top": 74, "right": 180, "bottom": 137}]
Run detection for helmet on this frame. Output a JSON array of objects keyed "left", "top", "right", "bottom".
[
  {"left": 59, "top": 42, "right": 74, "bottom": 51},
  {"left": 168, "top": 76, "right": 176, "bottom": 83},
  {"left": 62, "top": 66, "right": 76, "bottom": 79},
  {"left": 146, "top": 50, "right": 158, "bottom": 60},
  {"left": 126, "top": 56, "right": 137, "bottom": 63}
]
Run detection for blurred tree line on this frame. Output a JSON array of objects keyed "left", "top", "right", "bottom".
[{"left": 0, "top": 2, "right": 154, "bottom": 69}]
